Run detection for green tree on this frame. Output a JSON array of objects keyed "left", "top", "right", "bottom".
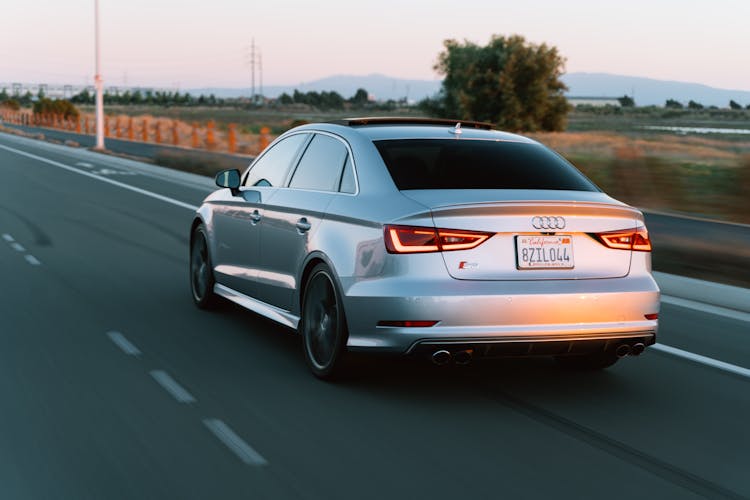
[
  {"left": 729, "top": 100, "right": 742, "bottom": 110},
  {"left": 0, "top": 88, "right": 9, "bottom": 101},
  {"left": 617, "top": 95, "right": 635, "bottom": 107},
  {"left": 71, "top": 88, "right": 93, "bottom": 104},
  {"left": 350, "top": 88, "right": 369, "bottom": 107},
  {"left": 19, "top": 91, "right": 34, "bottom": 106},
  {"left": 431, "top": 34, "right": 569, "bottom": 131},
  {"left": 687, "top": 100, "right": 703, "bottom": 110},
  {"left": 278, "top": 92, "right": 293, "bottom": 105},
  {"left": 665, "top": 99, "right": 683, "bottom": 109}
]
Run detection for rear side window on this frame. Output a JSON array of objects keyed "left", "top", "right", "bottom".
[
  {"left": 375, "top": 139, "right": 598, "bottom": 191},
  {"left": 289, "top": 134, "right": 349, "bottom": 192},
  {"left": 339, "top": 155, "right": 356, "bottom": 194},
  {"left": 244, "top": 133, "right": 308, "bottom": 187}
]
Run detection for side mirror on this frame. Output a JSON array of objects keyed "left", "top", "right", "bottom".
[{"left": 215, "top": 169, "right": 241, "bottom": 193}]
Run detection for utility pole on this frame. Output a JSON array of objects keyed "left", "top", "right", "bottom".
[
  {"left": 94, "top": 0, "right": 105, "bottom": 150},
  {"left": 250, "top": 38, "right": 256, "bottom": 104},
  {"left": 258, "top": 50, "right": 263, "bottom": 102}
]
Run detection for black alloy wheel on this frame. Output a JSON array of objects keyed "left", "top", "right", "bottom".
[
  {"left": 190, "top": 225, "right": 218, "bottom": 309},
  {"left": 301, "top": 264, "right": 348, "bottom": 379}
]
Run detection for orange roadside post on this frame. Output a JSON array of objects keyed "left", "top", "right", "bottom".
[
  {"left": 171, "top": 121, "right": 179, "bottom": 145},
  {"left": 191, "top": 122, "right": 200, "bottom": 148},
  {"left": 259, "top": 126, "right": 271, "bottom": 152},
  {"left": 227, "top": 124, "right": 237, "bottom": 153},
  {"left": 128, "top": 117, "right": 134, "bottom": 140},
  {"left": 104, "top": 116, "right": 110, "bottom": 137},
  {"left": 115, "top": 117, "right": 122, "bottom": 138},
  {"left": 206, "top": 120, "right": 216, "bottom": 150},
  {"left": 154, "top": 121, "right": 162, "bottom": 144},
  {"left": 75, "top": 117, "right": 82, "bottom": 134},
  {"left": 84, "top": 117, "right": 89, "bottom": 134},
  {"left": 142, "top": 118, "right": 149, "bottom": 142}
]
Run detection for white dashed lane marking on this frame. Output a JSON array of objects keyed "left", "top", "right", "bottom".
[
  {"left": 203, "top": 419, "right": 268, "bottom": 466},
  {"left": 150, "top": 370, "right": 196, "bottom": 404},
  {"left": 106, "top": 331, "right": 142, "bottom": 357},
  {"left": 24, "top": 255, "right": 41, "bottom": 266},
  {"left": 75, "top": 162, "right": 94, "bottom": 168},
  {"left": 2, "top": 232, "right": 41, "bottom": 266}
]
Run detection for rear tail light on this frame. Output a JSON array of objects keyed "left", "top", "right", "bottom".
[
  {"left": 384, "top": 225, "right": 493, "bottom": 254},
  {"left": 645, "top": 313, "right": 659, "bottom": 320},
  {"left": 593, "top": 226, "right": 652, "bottom": 252}
]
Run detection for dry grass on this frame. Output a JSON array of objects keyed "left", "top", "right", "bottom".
[{"left": 527, "top": 131, "right": 750, "bottom": 223}]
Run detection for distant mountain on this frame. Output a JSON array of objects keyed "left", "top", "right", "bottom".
[
  {"left": 189, "top": 72, "right": 750, "bottom": 108},
  {"left": 562, "top": 73, "right": 750, "bottom": 107},
  {"left": 190, "top": 74, "right": 442, "bottom": 102}
]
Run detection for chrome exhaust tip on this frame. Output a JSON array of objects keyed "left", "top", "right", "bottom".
[
  {"left": 615, "top": 344, "right": 632, "bottom": 358},
  {"left": 432, "top": 350, "right": 452, "bottom": 366},
  {"left": 454, "top": 349, "right": 473, "bottom": 366},
  {"left": 631, "top": 343, "right": 646, "bottom": 356}
]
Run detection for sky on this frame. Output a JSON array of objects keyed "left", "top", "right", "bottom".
[{"left": 2, "top": 0, "right": 749, "bottom": 91}]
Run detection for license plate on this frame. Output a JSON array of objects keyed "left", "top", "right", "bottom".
[{"left": 516, "top": 235, "right": 574, "bottom": 269}]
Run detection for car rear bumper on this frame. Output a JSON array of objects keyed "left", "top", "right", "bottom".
[{"left": 342, "top": 274, "right": 660, "bottom": 354}]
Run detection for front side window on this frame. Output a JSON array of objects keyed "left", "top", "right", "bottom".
[
  {"left": 289, "top": 134, "right": 349, "bottom": 192},
  {"left": 244, "top": 133, "right": 308, "bottom": 187}
]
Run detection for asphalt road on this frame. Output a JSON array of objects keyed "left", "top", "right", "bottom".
[{"left": 1, "top": 132, "right": 748, "bottom": 500}]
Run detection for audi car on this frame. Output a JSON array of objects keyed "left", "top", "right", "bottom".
[{"left": 189, "top": 118, "right": 660, "bottom": 379}]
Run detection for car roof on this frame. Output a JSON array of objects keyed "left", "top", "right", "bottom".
[{"left": 290, "top": 117, "right": 536, "bottom": 143}]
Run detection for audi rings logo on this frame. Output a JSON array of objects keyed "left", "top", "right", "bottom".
[{"left": 532, "top": 216, "right": 566, "bottom": 230}]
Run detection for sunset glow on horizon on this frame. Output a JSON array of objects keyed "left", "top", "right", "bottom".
[{"left": 3, "top": 0, "right": 749, "bottom": 91}]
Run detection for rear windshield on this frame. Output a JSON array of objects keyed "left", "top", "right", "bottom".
[{"left": 374, "top": 139, "right": 598, "bottom": 191}]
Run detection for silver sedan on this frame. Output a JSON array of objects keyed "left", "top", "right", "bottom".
[{"left": 189, "top": 118, "right": 659, "bottom": 379}]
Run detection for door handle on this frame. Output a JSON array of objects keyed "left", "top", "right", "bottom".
[
  {"left": 296, "top": 218, "right": 312, "bottom": 233},
  {"left": 250, "top": 210, "right": 262, "bottom": 224}
]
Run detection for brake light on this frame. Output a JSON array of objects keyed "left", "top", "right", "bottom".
[
  {"left": 384, "top": 225, "right": 492, "bottom": 254},
  {"left": 594, "top": 226, "right": 652, "bottom": 252}
]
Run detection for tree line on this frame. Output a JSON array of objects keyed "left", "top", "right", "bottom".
[
  {"left": 617, "top": 95, "right": 749, "bottom": 110},
  {"left": 0, "top": 86, "right": 389, "bottom": 112}
]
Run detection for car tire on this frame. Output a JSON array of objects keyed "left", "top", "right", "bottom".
[
  {"left": 190, "top": 224, "right": 219, "bottom": 309},
  {"left": 300, "top": 263, "right": 349, "bottom": 380},
  {"left": 554, "top": 351, "right": 619, "bottom": 370}
]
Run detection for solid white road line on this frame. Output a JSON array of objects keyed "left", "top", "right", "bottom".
[
  {"left": 150, "top": 370, "right": 196, "bottom": 404},
  {"left": 652, "top": 343, "right": 750, "bottom": 380},
  {"left": 24, "top": 255, "right": 41, "bottom": 266},
  {"left": 661, "top": 295, "right": 750, "bottom": 323},
  {"left": 1, "top": 233, "right": 14, "bottom": 242},
  {"left": 75, "top": 162, "right": 94, "bottom": 168},
  {"left": 203, "top": 419, "right": 268, "bottom": 466},
  {"left": 106, "top": 331, "right": 142, "bottom": 357},
  {"left": 0, "top": 143, "right": 199, "bottom": 211},
  {"left": 10, "top": 242, "right": 26, "bottom": 252}
]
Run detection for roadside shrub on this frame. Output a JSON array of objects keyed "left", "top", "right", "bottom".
[
  {"left": 1, "top": 98, "right": 21, "bottom": 111},
  {"left": 32, "top": 98, "right": 80, "bottom": 119}
]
